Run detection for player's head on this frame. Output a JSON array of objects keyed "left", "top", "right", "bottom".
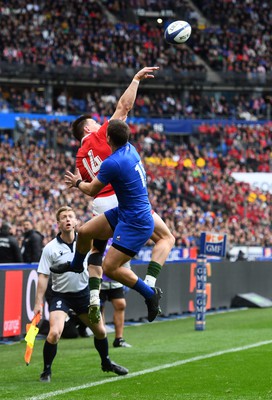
[
  {"left": 71, "top": 115, "right": 101, "bottom": 141},
  {"left": 107, "top": 119, "right": 130, "bottom": 147}
]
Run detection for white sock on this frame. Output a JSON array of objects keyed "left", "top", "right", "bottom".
[
  {"left": 144, "top": 275, "right": 156, "bottom": 288},
  {"left": 90, "top": 290, "right": 100, "bottom": 305}
]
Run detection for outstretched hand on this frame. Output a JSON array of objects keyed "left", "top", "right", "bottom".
[
  {"left": 134, "top": 66, "right": 160, "bottom": 82},
  {"left": 65, "top": 168, "right": 82, "bottom": 188}
]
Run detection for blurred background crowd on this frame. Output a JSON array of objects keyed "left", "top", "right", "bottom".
[
  {"left": 1, "top": 118, "right": 271, "bottom": 250},
  {"left": 0, "top": 0, "right": 270, "bottom": 74},
  {"left": 0, "top": 0, "right": 271, "bottom": 254}
]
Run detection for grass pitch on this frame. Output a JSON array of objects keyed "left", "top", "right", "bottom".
[{"left": 1, "top": 308, "right": 272, "bottom": 400}]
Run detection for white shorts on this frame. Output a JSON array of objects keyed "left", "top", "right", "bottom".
[
  {"left": 89, "top": 193, "right": 131, "bottom": 280},
  {"left": 92, "top": 194, "right": 118, "bottom": 216}
]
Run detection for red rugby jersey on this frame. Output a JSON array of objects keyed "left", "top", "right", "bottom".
[{"left": 76, "top": 121, "right": 115, "bottom": 198}]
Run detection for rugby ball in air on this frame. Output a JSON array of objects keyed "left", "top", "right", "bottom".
[{"left": 164, "top": 20, "right": 191, "bottom": 44}]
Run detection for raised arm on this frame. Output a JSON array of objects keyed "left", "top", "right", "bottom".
[{"left": 111, "top": 66, "right": 159, "bottom": 121}]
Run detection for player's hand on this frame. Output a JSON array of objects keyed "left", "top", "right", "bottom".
[
  {"left": 33, "top": 305, "right": 43, "bottom": 319},
  {"left": 133, "top": 66, "right": 160, "bottom": 82},
  {"left": 65, "top": 168, "right": 82, "bottom": 188}
]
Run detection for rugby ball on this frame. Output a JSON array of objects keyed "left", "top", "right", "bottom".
[{"left": 164, "top": 20, "right": 191, "bottom": 44}]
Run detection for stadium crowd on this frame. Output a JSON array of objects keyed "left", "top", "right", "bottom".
[
  {"left": 2, "top": 0, "right": 270, "bottom": 78},
  {"left": 0, "top": 0, "right": 203, "bottom": 74},
  {"left": 192, "top": 0, "right": 271, "bottom": 74},
  {"left": 1, "top": 119, "right": 271, "bottom": 250},
  {"left": 0, "top": 0, "right": 271, "bottom": 253},
  {"left": 0, "top": 85, "right": 269, "bottom": 121}
]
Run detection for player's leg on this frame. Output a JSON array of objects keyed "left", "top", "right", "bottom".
[
  {"left": 40, "top": 310, "right": 67, "bottom": 382},
  {"left": 112, "top": 296, "right": 126, "bottom": 340},
  {"left": 73, "top": 214, "right": 113, "bottom": 267},
  {"left": 88, "top": 194, "right": 118, "bottom": 298},
  {"left": 87, "top": 241, "right": 108, "bottom": 324},
  {"left": 111, "top": 292, "right": 132, "bottom": 348},
  {"left": 103, "top": 216, "right": 162, "bottom": 322},
  {"left": 101, "top": 285, "right": 128, "bottom": 346},
  {"left": 87, "top": 206, "right": 118, "bottom": 318},
  {"left": 50, "top": 214, "right": 113, "bottom": 274},
  {"left": 78, "top": 312, "right": 128, "bottom": 375},
  {"left": 103, "top": 246, "right": 162, "bottom": 322},
  {"left": 99, "top": 296, "right": 106, "bottom": 323},
  {"left": 145, "top": 212, "right": 175, "bottom": 287},
  {"left": 86, "top": 195, "right": 118, "bottom": 321}
]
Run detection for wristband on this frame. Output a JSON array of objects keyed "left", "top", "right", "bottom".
[
  {"left": 132, "top": 79, "right": 140, "bottom": 84},
  {"left": 76, "top": 179, "right": 83, "bottom": 188}
]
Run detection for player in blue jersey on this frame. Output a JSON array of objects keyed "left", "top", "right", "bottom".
[
  {"left": 51, "top": 120, "right": 162, "bottom": 322},
  {"left": 98, "top": 121, "right": 154, "bottom": 255}
]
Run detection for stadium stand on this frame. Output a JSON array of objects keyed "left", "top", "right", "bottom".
[
  {"left": 0, "top": 0, "right": 271, "bottom": 254},
  {"left": 0, "top": 118, "right": 270, "bottom": 249},
  {"left": 0, "top": 85, "right": 270, "bottom": 120}
]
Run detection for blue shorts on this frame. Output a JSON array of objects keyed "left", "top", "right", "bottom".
[
  {"left": 105, "top": 207, "right": 154, "bottom": 256},
  {"left": 49, "top": 286, "right": 89, "bottom": 315}
]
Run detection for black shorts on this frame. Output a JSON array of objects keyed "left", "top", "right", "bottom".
[
  {"left": 49, "top": 286, "right": 90, "bottom": 315},
  {"left": 100, "top": 287, "right": 125, "bottom": 305}
]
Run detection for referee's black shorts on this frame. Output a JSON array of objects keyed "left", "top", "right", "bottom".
[{"left": 49, "top": 286, "right": 89, "bottom": 315}]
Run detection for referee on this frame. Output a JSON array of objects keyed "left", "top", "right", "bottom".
[{"left": 34, "top": 206, "right": 128, "bottom": 382}]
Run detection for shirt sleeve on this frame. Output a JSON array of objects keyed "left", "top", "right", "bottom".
[
  {"left": 97, "top": 120, "right": 109, "bottom": 139},
  {"left": 97, "top": 157, "right": 119, "bottom": 186},
  {"left": 37, "top": 245, "right": 51, "bottom": 275}
]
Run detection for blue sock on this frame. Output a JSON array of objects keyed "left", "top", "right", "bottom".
[
  {"left": 133, "top": 278, "right": 154, "bottom": 299},
  {"left": 71, "top": 250, "right": 86, "bottom": 269}
]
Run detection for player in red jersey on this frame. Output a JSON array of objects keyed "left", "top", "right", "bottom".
[
  {"left": 76, "top": 119, "right": 115, "bottom": 198},
  {"left": 59, "top": 67, "right": 175, "bottom": 323}
]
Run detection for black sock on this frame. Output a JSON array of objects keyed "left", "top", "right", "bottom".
[
  {"left": 89, "top": 277, "right": 102, "bottom": 290},
  {"left": 43, "top": 340, "right": 57, "bottom": 373},
  {"left": 94, "top": 337, "right": 110, "bottom": 365},
  {"left": 147, "top": 261, "right": 162, "bottom": 278}
]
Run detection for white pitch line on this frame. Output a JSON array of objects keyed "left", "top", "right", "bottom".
[{"left": 29, "top": 339, "right": 272, "bottom": 400}]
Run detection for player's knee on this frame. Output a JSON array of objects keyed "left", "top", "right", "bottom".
[
  {"left": 155, "top": 230, "right": 175, "bottom": 249},
  {"left": 87, "top": 252, "right": 103, "bottom": 266},
  {"left": 114, "top": 300, "right": 126, "bottom": 312},
  {"left": 93, "top": 239, "right": 107, "bottom": 254}
]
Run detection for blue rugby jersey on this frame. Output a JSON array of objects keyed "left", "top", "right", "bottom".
[{"left": 97, "top": 142, "right": 152, "bottom": 227}]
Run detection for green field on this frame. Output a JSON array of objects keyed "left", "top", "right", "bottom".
[{"left": 1, "top": 308, "right": 272, "bottom": 400}]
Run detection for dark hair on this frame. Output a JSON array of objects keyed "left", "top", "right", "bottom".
[
  {"left": 0, "top": 221, "right": 12, "bottom": 235},
  {"left": 71, "top": 114, "right": 93, "bottom": 141},
  {"left": 107, "top": 119, "right": 130, "bottom": 147}
]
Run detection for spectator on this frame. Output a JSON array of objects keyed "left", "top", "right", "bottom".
[
  {"left": 21, "top": 220, "right": 44, "bottom": 263},
  {"left": 0, "top": 221, "right": 23, "bottom": 263}
]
